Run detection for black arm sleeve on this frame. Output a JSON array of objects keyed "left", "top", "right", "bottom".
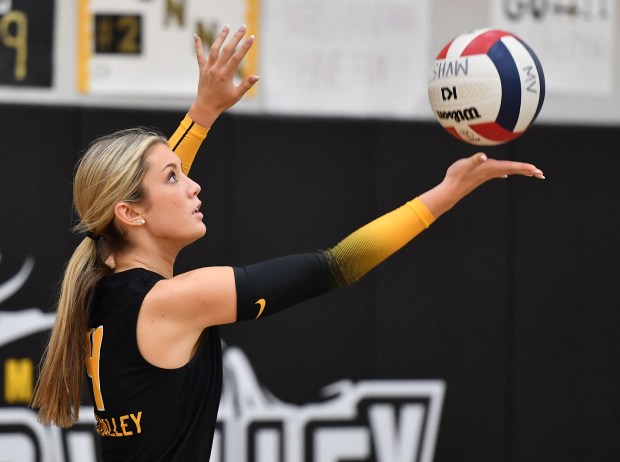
[
  {"left": 233, "top": 198, "right": 435, "bottom": 322},
  {"left": 233, "top": 251, "right": 339, "bottom": 322}
]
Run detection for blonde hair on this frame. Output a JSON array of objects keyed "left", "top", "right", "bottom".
[{"left": 31, "top": 127, "right": 166, "bottom": 427}]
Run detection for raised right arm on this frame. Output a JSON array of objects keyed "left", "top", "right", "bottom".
[{"left": 170, "top": 25, "right": 259, "bottom": 175}]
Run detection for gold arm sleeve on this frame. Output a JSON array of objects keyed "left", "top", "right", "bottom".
[
  {"left": 325, "top": 197, "right": 436, "bottom": 286},
  {"left": 168, "top": 115, "right": 210, "bottom": 175}
]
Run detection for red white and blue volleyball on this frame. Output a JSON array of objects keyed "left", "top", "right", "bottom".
[{"left": 428, "top": 28, "right": 545, "bottom": 146}]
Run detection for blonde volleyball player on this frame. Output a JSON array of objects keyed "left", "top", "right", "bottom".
[{"left": 32, "top": 25, "right": 545, "bottom": 462}]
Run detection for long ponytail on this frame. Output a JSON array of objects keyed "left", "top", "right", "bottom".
[
  {"left": 31, "top": 127, "right": 166, "bottom": 426},
  {"left": 31, "top": 238, "right": 108, "bottom": 426}
]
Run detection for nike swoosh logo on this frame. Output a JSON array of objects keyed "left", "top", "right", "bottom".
[{"left": 255, "top": 298, "right": 266, "bottom": 319}]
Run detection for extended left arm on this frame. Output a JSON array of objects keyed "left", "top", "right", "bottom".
[
  {"left": 234, "top": 197, "right": 434, "bottom": 320},
  {"left": 233, "top": 153, "right": 544, "bottom": 321}
]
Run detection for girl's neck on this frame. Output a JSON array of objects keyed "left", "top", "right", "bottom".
[{"left": 113, "top": 250, "right": 176, "bottom": 279}]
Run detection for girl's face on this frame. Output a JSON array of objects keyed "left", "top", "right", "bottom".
[{"left": 137, "top": 142, "right": 206, "bottom": 247}]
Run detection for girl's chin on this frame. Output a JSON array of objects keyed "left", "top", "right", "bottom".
[
  {"left": 191, "top": 224, "right": 207, "bottom": 241},
  {"left": 177, "top": 226, "right": 207, "bottom": 248}
]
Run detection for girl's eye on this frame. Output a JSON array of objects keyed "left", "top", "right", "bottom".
[{"left": 167, "top": 172, "right": 177, "bottom": 183}]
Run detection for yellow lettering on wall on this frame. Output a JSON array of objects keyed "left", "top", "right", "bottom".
[
  {"left": 0, "top": 10, "right": 28, "bottom": 81},
  {"left": 195, "top": 20, "right": 217, "bottom": 48},
  {"left": 4, "top": 358, "right": 33, "bottom": 403},
  {"left": 117, "top": 16, "right": 139, "bottom": 53},
  {"left": 96, "top": 16, "right": 114, "bottom": 53},
  {"left": 195, "top": 21, "right": 243, "bottom": 81},
  {"left": 165, "top": 0, "right": 185, "bottom": 27}
]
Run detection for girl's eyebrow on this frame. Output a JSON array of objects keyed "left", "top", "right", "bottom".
[{"left": 161, "top": 162, "right": 179, "bottom": 172}]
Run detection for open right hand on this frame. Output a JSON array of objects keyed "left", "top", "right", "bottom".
[{"left": 188, "top": 25, "right": 260, "bottom": 127}]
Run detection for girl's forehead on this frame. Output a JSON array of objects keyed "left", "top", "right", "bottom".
[{"left": 146, "top": 143, "right": 180, "bottom": 170}]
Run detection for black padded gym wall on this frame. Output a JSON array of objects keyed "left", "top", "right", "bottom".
[{"left": 0, "top": 103, "right": 619, "bottom": 462}]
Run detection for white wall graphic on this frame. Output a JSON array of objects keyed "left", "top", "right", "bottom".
[
  {"left": 79, "top": 0, "right": 258, "bottom": 97},
  {"left": 491, "top": 0, "right": 616, "bottom": 95},
  {"left": 260, "top": 0, "right": 431, "bottom": 117}
]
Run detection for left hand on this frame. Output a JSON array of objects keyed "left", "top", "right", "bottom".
[
  {"left": 444, "top": 152, "right": 545, "bottom": 194},
  {"left": 419, "top": 152, "right": 545, "bottom": 218},
  {"left": 188, "top": 25, "right": 260, "bottom": 127}
]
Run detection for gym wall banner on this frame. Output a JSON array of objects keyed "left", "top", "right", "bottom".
[
  {"left": 490, "top": 0, "right": 616, "bottom": 96},
  {"left": 259, "top": 0, "right": 432, "bottom": 117},
  {"left": 0, "top": 0, "right": 54, "bottom": 87},
  {"left": 76, "top": 0, "right": 259, "bottom": 97},
  {"left": 77, "top": 0, "right": 432, "bottom": 118}
]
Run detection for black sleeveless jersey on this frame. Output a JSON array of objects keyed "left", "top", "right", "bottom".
[{"left": 86, "top": 268, "right": 222, "bottom": 461}]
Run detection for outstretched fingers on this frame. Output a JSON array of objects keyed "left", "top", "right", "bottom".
[
  {"left": 421, "top": 152, "right": 546, "bottom": 219},
  {"left": 226, "top": 33, "right": 255, "bottom": 74},
  {"left": 194, "top": 34, "right": 207, "bottom": 69},
  {"left": 189, "top": 24, "right": 260, "bottom": 123},
  {"left": 463, "top": 153, "right": 544, "bottom": 180},
  {"left": 219, "top": 24, "right": 248, "bottom": 66},
  {"left": 234, "top": 74, "right": 260, "bottom": 99},
  {"left": 208, "top": 25, "right": 230, "bottom": 66},
  {"left": 202, "top": 24, "right": 257, "bottom": 86},
  {"left": 485, "top": 158, "right": 545, "bottom": 180}
]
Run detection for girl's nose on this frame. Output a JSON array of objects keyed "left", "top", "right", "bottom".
[{"left": 191, "top": 179, "right": 201, "bottom": 196}]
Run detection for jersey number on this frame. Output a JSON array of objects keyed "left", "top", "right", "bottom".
[{"left": 86, "top": 326, "right": 105, "bottom": 411}]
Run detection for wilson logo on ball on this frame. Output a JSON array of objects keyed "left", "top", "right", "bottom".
[
  {"left": 437, "top": 107, "right": 481, "bottom": 123},
  {"left": 428, "top": 28, "right": 545, "bottom": 146}
]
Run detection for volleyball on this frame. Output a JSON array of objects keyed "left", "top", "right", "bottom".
[{"left": 428, "top": 28, "right": 545, "bottom": 146}]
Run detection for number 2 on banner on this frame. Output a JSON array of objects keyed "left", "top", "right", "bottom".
[{"left": 86, "top": 326, "right": 105, "bottom": 411}]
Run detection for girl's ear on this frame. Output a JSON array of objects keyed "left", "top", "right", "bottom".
[{"left": 113, "top": 202, "right": 145, "bottom": 228}]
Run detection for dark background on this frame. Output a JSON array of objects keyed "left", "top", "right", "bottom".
[{"left": 0, "top": 104, "right": 618, "bottom": 461}]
